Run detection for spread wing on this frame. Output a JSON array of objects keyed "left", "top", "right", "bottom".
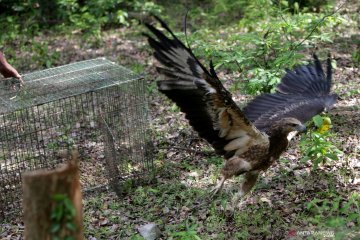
[
  {"left": 243, "top": 55, "right": 338, "bottom": 132},
  {"left": 145, "top": 16, "right": 268, "bottom": 159}
]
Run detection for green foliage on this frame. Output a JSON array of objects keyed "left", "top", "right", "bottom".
[
  {"left": 167, "top": 220, "right": 201, "bottom": 240},
  {"left": 352, "top": 50, "right": 360, "bottom": 66},
  {"left": 27, "top": 41, "right": 61, "bottom": 68},
  {"left": 300, "top": 115, "right": 343, "bottom": 170},
  {"left": 306, "top": 193, "right": 359, "bottom": 239},
  {"left": 185, "top": 0, "right": 343, "bottom": 94},
  {"left": 146, "top": 80, "right": 157, "bottom": 95},
  {"left": 351, "top": 38, "right": 360, "bottom": 66},
  {"left": 170, "top": 103, "right": 180, "bottom": 113},
  {"left": 0, "top": 0, "right": 163, "bottom": 44},
  {"left": 283, "top": 0, "right": 333, "bottom": 13},
  {"left": 206, "top": 156, "right": 223, "bottom": 166},
  {"left": 46, "top": 125, "right": 76, "bottom": 151},
  {"left": 50, "top": 193, "right": 77, "bottom": 240}
]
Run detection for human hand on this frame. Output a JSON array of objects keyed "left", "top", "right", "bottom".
[{"left": 0, "top": 51, "right": 24, "bottom": 89}]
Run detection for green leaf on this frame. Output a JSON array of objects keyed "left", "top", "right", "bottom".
[
  {"left": 50, "top": 210, "right": 58, "bottom": 220},
  {"left": 312, "top": 115, "right": 323, "bottom": 128},
  {"left": 172, "top": 231, "right": 187, "bottom": 237},
  {"left": 63, "top": 199, "right": 76, "bottom": 219},
  {"left": 51, "top": 204, "right": 64, "bottom": 221},
  {"left": 66, "top": 222, "right": 77, "bottom": 231},
  {"left": 148, "top": 188, "right": 160, "bottom": 193},
  {"left": 170, "top": 103, "right": 179, "bottom": 112},
  {"left": 130, "top": 234, "right": 144, "bottom": 240},
  {"left": 332, "top": 200, "right": 339, "bottom": 211},
  {"left": 294, "top": 2, "right": 299, "bottom": 14},
  {"left": 51, "top": 194, "right": 66, "bottom": 201},
  {"left": 348, "top": 213, "right": 359, "bottom": 221},
  {"left": 50, "top": 223, "right": 61, "bottom": 233},
  {"left": 325, "top": 153, "right": 338, "bottom": 160},
  {"left": 331, "top": 59, "right": 337, "bottom": 69}
]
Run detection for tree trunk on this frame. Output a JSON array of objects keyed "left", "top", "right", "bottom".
[{"left": 22, "top": 156, "right": 83, "bottom": 240}]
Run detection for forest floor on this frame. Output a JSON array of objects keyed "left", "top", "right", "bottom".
[{"left": 1, "top": 2, "right": 359, "bottom": 240}]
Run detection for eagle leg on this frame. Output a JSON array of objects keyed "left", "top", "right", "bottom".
[
  {"left": 210, "top": 175, "right": 227, "bottom": 197},
  {"left": 231, "top": 170, "right": 260, "bottom": 205}
]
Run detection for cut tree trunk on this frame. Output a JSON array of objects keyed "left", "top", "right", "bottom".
[{"left": 22, "top": 156, "right": 83, "bottom": 240}]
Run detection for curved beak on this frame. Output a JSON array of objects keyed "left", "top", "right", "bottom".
[{"left": 296, "top": 124, "right": 307, "bottom": 133}]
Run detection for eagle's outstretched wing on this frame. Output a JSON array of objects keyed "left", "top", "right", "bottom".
[
  {"left": 144, "top": 16, "right": 268, "bottom": 159},
  {"left": 243, "top": 55, "right": 338, "bottom": 132}
]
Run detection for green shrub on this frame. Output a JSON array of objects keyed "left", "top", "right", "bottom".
[
  {"left": 306, "top": 193, "right": 359, "bottom": 239},
  {"left": 282, "top": 0, "right": 333, "bottom": 13},
  {"left": 50, "top": 193, "right": 77, "bottom": 239},
  {"left": 184, "top": 0, "right": 343, "bottom": 94},
  {"left": 166, "top": 220, "right": 201, "bottom": 240},
  {"left": 0, "top": 0, "right": 163, "bottom": 44},
  {"left": 300, "top": 115, "right": 343, "bottom": 170}
]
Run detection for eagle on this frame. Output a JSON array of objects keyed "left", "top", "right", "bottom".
[{"left": 144, "top": 16, "right": 337, "bottom": 198}]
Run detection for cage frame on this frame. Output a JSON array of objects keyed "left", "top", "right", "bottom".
[{"left": 0, "top": 58, "right": 154, "bottom": 219}]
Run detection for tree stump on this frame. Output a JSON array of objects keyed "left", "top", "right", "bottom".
[{"left": 22, "top": 156, "right": 83, "bottom": 240}]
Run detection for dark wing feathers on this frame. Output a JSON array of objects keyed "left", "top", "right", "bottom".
[
  {"left": 276, "top": 54, "right": 332, "bottom": 96},
  {"left": 146, "top": 17, "right": 267, "bottom": 158},
  {"left": 244, "top": 54, "right": 337, "bottom": 131},
  {"left": 243, "top": 94, "right": 289, "bottom": 122},
  {"left": 248, "top": 95, "right": 336, "bottom": 131},
  {"left": 326, "top": 56, "right": 332, "bottom": 92},
  {"left": 158, "top": 88, "right": 222, "bottom": 151},
  {"left": 145, "top": 16, "right": 211, "bottom": 78}
]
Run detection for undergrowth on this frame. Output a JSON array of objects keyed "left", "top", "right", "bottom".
[
  {"left": 183, "top": 0, "right": 346, "bottom": 94},
  {"left": 300, "top": 115, "right": 343, "bottom": 169}
]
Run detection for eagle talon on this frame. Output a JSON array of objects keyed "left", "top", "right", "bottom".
[
  {"left": 229, "top": 193, "right": 247, "bottom": 210},
  {"left": 210, "top": 176, "right": 226, "bottom": 197},
  {"left": 231, "top": 190, "right": 245, "bottom": 204},
  {"left": 210, "top": 187, "right": 220, "bottom": 197}
]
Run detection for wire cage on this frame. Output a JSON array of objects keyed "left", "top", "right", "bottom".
[{"left": 0, "top": 58, "right": 154, "bottom": 219}]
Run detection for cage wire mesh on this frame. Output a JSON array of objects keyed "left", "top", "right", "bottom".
[{"left": 0, "top": 58, "right": 154, "bottom": 219}]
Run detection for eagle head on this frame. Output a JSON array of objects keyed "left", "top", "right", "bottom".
[{"left": 269, "top": 117, "right": 306, "bottom": 136}]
